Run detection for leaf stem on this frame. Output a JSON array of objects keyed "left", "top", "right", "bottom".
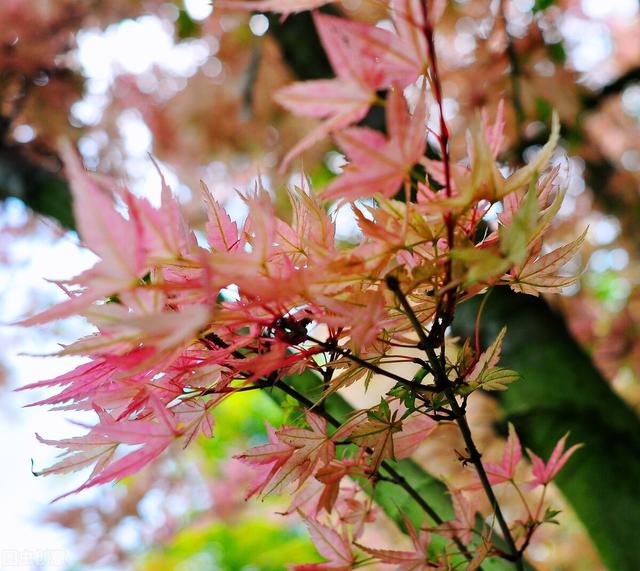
[{"left": 474, "top": 287, "right": 494, "bottom": 356}]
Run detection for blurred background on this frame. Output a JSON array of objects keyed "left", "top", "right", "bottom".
[{"left": 1, "top": 0, "right": 639, "bottom": 569}]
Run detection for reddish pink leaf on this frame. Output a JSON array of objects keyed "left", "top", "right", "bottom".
[
  {"left": 216, "top": 0, "right": 332, "bottom": 16},
  {"left": 528, "top": 433, "right": 583, "bottom": 488},
  {"left": 322, "top": 88, "right": 426, "bottom": 201}
]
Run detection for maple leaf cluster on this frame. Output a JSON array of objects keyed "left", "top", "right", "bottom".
[{"left": 21, "top": 1, "right": 584, "bottom": 568}]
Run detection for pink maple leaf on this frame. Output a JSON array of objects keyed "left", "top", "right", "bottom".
[
  {"left": 124, "top": 160, "right": 197, "bottom": 262},
  {"left": 435, "top": 488, "right": 478, "bottom": 544},
  {"left": 235, "top": 412, "right": 337, "bottom": 499},
  {"left": 216, "top": 0, "right": 333, "bottom": 18},
  {"left": 18, "top": 143, "right": 146, "bottom": 325},
  {"left": 277, "top": 13, "right": 391, "bottom": 170},
  {"left": 36, "top": 396, "right": 181, "bottom": 500},
  {"left": 313, "top": 457, "right": 367, "bottom": 514},
  {"left": 201, "top": 182, "right": 243, "bottom": 253},
  {"left": 392, "top": 413, "right": 437, "bottom": 460},
  {"left": 274, "top": 411, "right": 336, "bottom": 492},
  {"left": 382, "top": 0, "right": 429, "bottom": 85},
  {"left": 322, "top": 87, "right": 426, "bottom": 201},
  {"left": 233, "top": 423, "right": 297, "bottom": 498},
  {"left": 290, "top": 512, "right": 355, "bottom": 571},
  {"left": 528, "top": 433, "right": 582, "bottom": 488},
  {"left": 360, "top": 516, "right": 432, "bottom": 571}
]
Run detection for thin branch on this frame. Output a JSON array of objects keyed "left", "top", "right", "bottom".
[
  {"left": 385, "top": 275, "right": 447, "bottom": 385},
  {"left": 420, "top": 2, "right": 457, "bottom": 347},
  {"left": 305, "top": 333, "right": 440, "bottom": 394},
  {"left": 273, "top": 378, "right": 479, "bottom": 565},
  {"left": 447, "top": 393, "right": 522, "bottom": 569},
  {"left": 387, "top": 276, "right": 523, "bottom": 569}
]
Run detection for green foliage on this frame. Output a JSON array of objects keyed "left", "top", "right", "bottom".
[
  {"left": 586, "top": 269, "right": 630, "bottom": 311},
  {"left": 138, "top": 519, "right": 319, "bottom": 571},
  {"left": 534, "top": 97, "right": 553, "bottom": 123},
  {"left": 199, "top": 391, "right": 284, "bottom": 463},
  {"left": 0, "top": 154, "right": 74, "bottom": 228}
]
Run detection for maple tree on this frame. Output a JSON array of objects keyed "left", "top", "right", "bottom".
[
  {"left": 4, "top": 0, "right": 640, "bottom": 569},
  {"left": 10, "top": 2, "right": 597, "bottom": 569}
]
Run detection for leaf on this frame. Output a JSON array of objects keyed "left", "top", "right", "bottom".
[
  {"left": 442, "top": 111, "right": 560, "bottom": 211},
  {"left": 477, "top": 368, "right": 520, "bottom": 391},
  {"left": 467, "top": 423, "right": 522, "bottom": 490},
  {"left": 450, "top": 247, "right": 510, "bottom": 285},
  {"left": 499, "top": 185, "right": 540, "bottom": 266},
  {"left": 200, "top": 182, "right": 242, "bottom": 253},
  {"left": 360, "top": 517, "right": 432, "bottom": 570},
  {"left": 466, "top": 327, "right": 505, "bottom": 384},
  {"left": 433, "top": 488, "right": 478, "bottom": 544},
  {"left": 392, "top": 414, "right": 437, "bottom": 460},
  {"left": 313, "top": 458, "right": 364, "bottom": 514},
  {"left": 533, "top": 0, "right": 555, "bottom": 12},
  {"left": 236, "top": 411, "right": 336, "bottom": 498},
  {"left": 508, "top": 229, "right": 586, "bottom": 296},
  {"left": 542, "top": 507, "right": 561, "bottom": 525},
  {"left": 463, "top": 327, "right": 520, "bottom": 393},
  {"left": 350, "top": 413, "right": 400, "bottom": 473},
  {"left": 34, "top": 433, "right": 116, "bottom": 477},
  {"left": 60, "top": 141, "right": 142, "bottom": 285},
  {"left": 36, "top": 397, "right": 180, "bottom": 500},
  {"left": 215, "top": 0, "right": 333, "bottom": 16},
  {"left": 126, "top": 157, "right": 195, "bottom": 261},
  {"left": 277, "top": 13, "right": 394, "bottom": 170},
  {"left": 385, "top": 0, "right": 429, "bottom": 83},
  {"left": 17, "top": 144, "right": 147, "bottom": 325},
  {"left": 468, "top": 120, "right": 505, "bottom": 202},
  {"left": 277, "top": 411, "right": 336, "bottom": 489},
  {"left": 323, "top": 88, "right": 426, "bottom": 201},
  {"left": 234, "top": 423, "right": 297, "bottom": 499},
  {"left": 292, "top": 512, "right": 355, "bottom": 571},
  {"left": 501, "top": 111, "right": 560, "bottom": 197},
  {"left": 527, "top": 432, "right": 583, "bottom": 488},
  {"left": 275, "top": 79, "right": 374, "bottom": 120}
]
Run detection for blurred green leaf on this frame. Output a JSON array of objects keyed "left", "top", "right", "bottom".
[
  {"left": 533, "top": 0, "right": 555, "bottom": 12},
  {"left": 547, "top": 41, "right": 566, "bottom": 64},
  {"left": 176, "top": 8, "right": 199, "bottom": 40},
  {"left": 139, "top": 518, "right": 319, "bottom": 571}
]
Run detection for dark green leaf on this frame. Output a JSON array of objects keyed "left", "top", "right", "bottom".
[
  {"left": 176, "top": 9, "right": 199, "bottom": 40},
  {"left": 533, "top": 0, "right": 555, "bottom": 12}
]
